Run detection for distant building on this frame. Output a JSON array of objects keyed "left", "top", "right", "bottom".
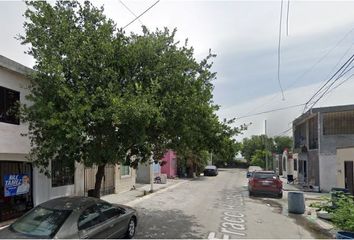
[
  {"left": 160, "top": 150, "right": 177, "bottom": 178},
  {"left": 293, "top": 104, "right": 354, "bottom": 192}
]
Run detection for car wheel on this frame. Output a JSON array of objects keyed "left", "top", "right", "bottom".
[
  {"left": 126, "top": 218, "right": 136, "bottom": 239},
  {"left": 249, "top": 191, "right": 253, "bottom": 197},
  {"left": 277, "top": 192, "right": 283, "bottom": 198}
]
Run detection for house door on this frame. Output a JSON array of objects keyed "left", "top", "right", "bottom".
[{"left": 344, "top": 161, "right": 354, "bottom": 195}]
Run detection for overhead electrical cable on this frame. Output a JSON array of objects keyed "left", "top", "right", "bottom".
[
  {"left": 122, "top": 0, "right": 160, "bottom": 30},
  {"left": 307, "top": 63, "right": 354, "bottom": 110},
  {"left": 275, "top": 127, "right": 292, "bottom": 136},
  {"left": 119, "top": 0, "right": 143, "bottom": 25},
  {"left": 303, "top": 53, "right": 354, "bottom": 112},
  {"left": 325, "top": 73, "right": 354, "bottom": 96},
  {"left": 277, "top": 0, "right": 285, "bottom": 100},
  {"left": 242, "top": 27, "right": 354, "bottom": 118},
  {"left": 236, "top": 103, "right": 305, "bottom": 120},
  {"left": 286, "top": 0, "right": 290, "bottom": 36}
]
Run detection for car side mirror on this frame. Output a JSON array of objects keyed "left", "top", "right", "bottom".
[
  {"left": 117, "top": 207, "right": 126, "bottom": 214},
  {"left": 246, "top": 173, "right": 251, "bottom": 178}
]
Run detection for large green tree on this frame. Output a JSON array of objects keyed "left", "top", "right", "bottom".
[
  {"left": 241, "top": 135, "right": 275, "bottom": 163},
  {"left": 20, "top": 0, "right": 240, "bottom": 197},
  {"left": 274, "top": 136, "right": 293, "bottom": 154}
]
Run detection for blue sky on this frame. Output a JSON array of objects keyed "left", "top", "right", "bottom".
[{"left": 1, "top": 0, "right": 354, "bottom": 140}]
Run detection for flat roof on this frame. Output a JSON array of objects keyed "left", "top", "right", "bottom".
[
  {"left": 0, "top": 55, "right": 33, "bottom": 76},
  {"left": 293, "top": 104, "right": 354, "bottom": 126}
]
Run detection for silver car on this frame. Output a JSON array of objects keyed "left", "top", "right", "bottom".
[{"left": 0, "top": 196, "right": 137, "bottom": 239}]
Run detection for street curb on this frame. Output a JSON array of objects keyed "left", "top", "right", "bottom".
[{"left": 126, "top": 180, "right": 188, "bottom": 207}]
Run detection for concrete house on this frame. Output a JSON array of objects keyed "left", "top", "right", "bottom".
[
  {"left": 136, "top": 161, "right": 161, "bottom": 184},
  {"left": 281, "top": 149, "right": 298, "bottom": 182},
  {"left": 160, "top": 150, "right": 177, "bottom": 178},
  {"left": 0, "top": 55, "right": 136, "bottom": 223},
  {"left": 293, "top": 104, "right": 354, "bottom": 192}
]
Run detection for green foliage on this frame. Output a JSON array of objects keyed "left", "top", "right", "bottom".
[
  {"left": 274, "top": 136, "right": 293, "bottom": 154},
  {"left": 309, "top": 196, "right": 334, "bottom": 213},
  {"left": 241, "top": 135, "right": 275, "bottom": 163},
  {"left": 20, "top": 0, "right": 243, "bottom": 191},
  {"left": 331, "top": 194, "right": 354, "bottom": 232},
  {"left": 249, "top": 149, "right": 271, "bottom": 168}
]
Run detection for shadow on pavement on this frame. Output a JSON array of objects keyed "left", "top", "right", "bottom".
[
  {"left": 191, "top": 176, "right": 209, "bottom": 181},
  {"left": 135, "top": 208, "right": 203, "bottom": 239}
]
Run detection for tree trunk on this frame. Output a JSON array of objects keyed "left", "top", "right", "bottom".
[{"left": 93, "top": 164, "right": 105, "bottom": 198}]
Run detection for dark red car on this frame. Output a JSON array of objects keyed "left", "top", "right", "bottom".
[{"left": 248, "top": 171, "right": 283, "bottom": 198}]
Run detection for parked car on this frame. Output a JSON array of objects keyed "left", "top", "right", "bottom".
[
  {"left": 248, "top": 171, "right": 283, "bottom": 198},
  {"left": 204, "top": 165, "right": 218, "bottom": 176},
  {"left": 246, "top": 165, "right": 263, "bottom": 178},
  {"left": 0, "top": 196, "right": 137, "bottom": 239}
]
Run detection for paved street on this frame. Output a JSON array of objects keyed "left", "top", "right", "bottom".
[{"left": 131, "top": 168, "right": 329, "bottom": 239}]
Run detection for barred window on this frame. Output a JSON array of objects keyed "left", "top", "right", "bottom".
[
  {"left": 51, "top": 160, "right": 75, "bottom": 187},
  {"left": 308, "top": 116, "right": 318, "bottom": 149},
  {"left": 323, "top": 111, "right": 354, "bottom": 135},
  {"left": 120, "top": 165, "right": 130, "bottom": 176},
  {"left": 294, "top": 123, "right": 306, "bottom": 149},
  {"left": 294, "top": 159, "right": 298, "bottom": 171},
  {"left": 0, "top": 86, "right": 20, "bottom": 125}
]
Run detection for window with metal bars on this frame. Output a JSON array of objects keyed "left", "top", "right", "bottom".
[
  {"left": 308, "top": 116, "right": 318, "bottom": 149},
  {"left": 323, "top": 110, "right": 354, "bottom": 135},
  {"left": 0, "top": 86, "right": 20, "bottom": 125},
  {"left": 51, "top": 160, "right": 75, "bottom": 187}
]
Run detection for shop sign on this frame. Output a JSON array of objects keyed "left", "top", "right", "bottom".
[{"left": 4, "top": 174, "right": 30, "bottom": 197}]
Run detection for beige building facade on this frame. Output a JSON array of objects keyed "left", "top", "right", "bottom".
[{"left": 336, "top": 147, "right": 354, "bottom": 195}]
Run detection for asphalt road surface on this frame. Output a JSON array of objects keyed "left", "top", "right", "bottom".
[{"left": 133, "top": 168, "right": 329, "bottom": 239}]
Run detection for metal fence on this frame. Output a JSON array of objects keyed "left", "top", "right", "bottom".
[{"left": 84, "top": 165, "right": 115, "bottom": 196}]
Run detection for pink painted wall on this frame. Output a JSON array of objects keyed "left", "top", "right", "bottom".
[{"left": 160, "top": 150, "right": 177, "bottom": 178}]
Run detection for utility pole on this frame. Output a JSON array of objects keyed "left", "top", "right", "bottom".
[
  {"left": 149, "top": 154, "right": 154, "bottom": 193},
  {"left": 265, "top": 119, "right": 268, "bottom": 170}
]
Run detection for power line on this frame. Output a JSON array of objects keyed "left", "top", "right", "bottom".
[
  {"left": 277, "top": 0, "right": 285, "bottom": 100},
  {"left": 119, "top": 0, "right": 143, "bottom": 25},
  {"left": 303, "top": 53, "right": 354, "bottom": 112},
  {"left": 307, "top": 58, "right": 354, "bottom": 110},
  {"left": 322, "top": 73, "right": 354, "bottom": 100},
  {"left": 242, "top": 27, "right": 354, "bottom": 118},
  {"left": 122, "top": 0, "right": 160, "bottom": 30},
  {"left": 288, "top": 27, "right": 354, "bottom": 91},
  {"left": 275, "top": 127, "right": 292, "bottom": 136},
  {"left": 236, "top": 103, "right": 305, "bottom": 120},
  {"left": 286, "top": 0, "right": 290, "bottom": 36}
]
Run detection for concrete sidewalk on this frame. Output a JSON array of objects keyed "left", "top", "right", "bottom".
[
  {"left": 280, "top": 176, "right": 330, "bottom": 200},
  {"left": 279, "top": 177, "right": 335, "bottom": 237},
  {"left": 102, "top": 178, "right": 187, "bottom": 206}
]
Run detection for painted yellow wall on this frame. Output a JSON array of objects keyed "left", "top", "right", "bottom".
[{"left": 336, "top": 147, "right": 354, "bottom": 188}]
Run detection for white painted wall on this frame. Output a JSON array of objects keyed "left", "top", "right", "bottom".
[
  {"left": 336, "top": 147, "right": 354, "bottom": 188},
  {"left": 0, "top": 67, "right": 31, "bottom": 154},
  {"left": 33, "top": 162, "right": 85, "bottom": 205},
  {"left": 319, "top": 153, "right": 337, "bottom": 192},
  {"left": 115, "top": 164, "right": 136, "bottom": 194}
]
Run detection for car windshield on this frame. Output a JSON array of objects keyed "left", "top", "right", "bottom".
[
  {"left": 10, "top": 206, "right": 71, "bottom": 238},
  {"left": 253, "top": 172, "right": 276, "bottom": 179},
  {"left": 205, "top": 166, "right": 216, "bottom": 170}
]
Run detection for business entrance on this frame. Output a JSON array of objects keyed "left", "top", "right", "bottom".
[{"left": 0, "top": 161, "right": 33, "bottom": 222}]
